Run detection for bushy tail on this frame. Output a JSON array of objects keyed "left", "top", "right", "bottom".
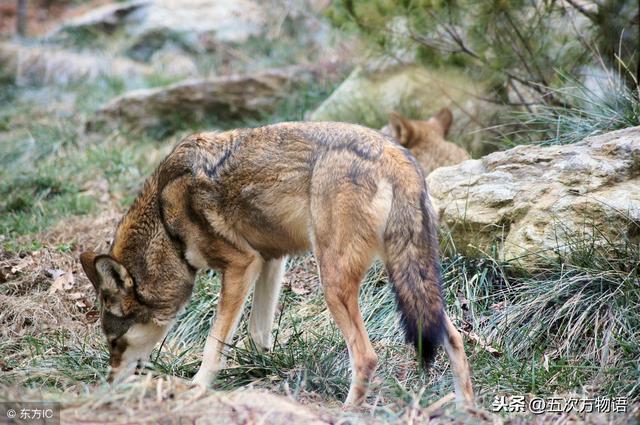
[{"left": 384, "top": 187, "right": 445, "bottom": 366}]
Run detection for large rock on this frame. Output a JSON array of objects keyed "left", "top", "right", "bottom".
[
  {"left": 308, "top": 64, "right": 496, "bottom": 157},
  {"left": 50, "top": 0, "right": 268, "bottom": 59},
  {"left": 131, "top": 0, "right": 267, "bottom": 44},
  {"left": 427, "top": 127, "right": 640, "bottom": 269},
  {"left": 88, "top": 66, "right": 315, "bottom": 135},
  {"left": 0, "top": 42, "right": 151, "bottom": 86},
  {"left": 48, "top": 0, "right": 149, "bottom": 35}
]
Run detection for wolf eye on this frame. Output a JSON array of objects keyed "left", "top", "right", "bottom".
[{"left": 109, "top": 339, "right": 117, "bottom": 349}]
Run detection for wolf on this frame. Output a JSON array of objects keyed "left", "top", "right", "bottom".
[
  {"left": 382, "top": 108, "right": 470, "bottom": 174},
  {"left": 80, "top": 121, "right": 474, "bottom": 406}
]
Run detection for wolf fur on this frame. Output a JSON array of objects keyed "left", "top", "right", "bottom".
[{"left": 80, "top": 121, "right": 474, "bottom": 406}]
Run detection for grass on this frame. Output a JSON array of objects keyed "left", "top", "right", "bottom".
[
  {"left": 4, "top": 241, "right": 637, "bottom": 421},
  {"left": 140, "top": 232, "right": 637, "bottom": 409},
  {"left": 507, "top": 67, "right": 640, "bottom": 146}
]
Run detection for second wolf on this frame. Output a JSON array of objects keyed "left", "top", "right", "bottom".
[
  {"left": 80, "top": 122, "right": 474, "bottom": 406},
  {"left": 383, "top": 108, "right": 470, "bottom": 174}
]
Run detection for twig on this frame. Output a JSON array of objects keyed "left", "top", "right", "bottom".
[{"left": 423, "top": 392, "right": 456, "bottom": 417}]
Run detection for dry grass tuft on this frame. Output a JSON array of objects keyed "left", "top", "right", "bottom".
[
  {"left": 65, "top": 376, "right": 358, "bottom": 425},
  {"left": 0, "top": 209, "right": 123, "bottom": 339}
]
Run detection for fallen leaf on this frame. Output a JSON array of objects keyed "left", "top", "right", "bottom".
[
  {"left": 68, "top": 292, "right": 85, "bottom": 300},
  {"left": 11, "top": 256, "right": 34, "bottom": 274},
  {"left": 462, "top": 330, "right": 502, "bottom": 357},
  {"left": 48, "top": 269, "right": 74, "bottom": 294},
  {"left": 491, "top": 300, "right": 508, "bottom": 311},
  {"left": 290, "top": 281, "right": 310, "bottom": 295}
]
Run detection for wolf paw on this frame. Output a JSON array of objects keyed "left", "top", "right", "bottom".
[{"left": 191, "top": 370, "right": 213, "bottom": 388}]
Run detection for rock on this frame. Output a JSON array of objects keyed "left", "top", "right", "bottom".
[
  {"left": 308, "top": 64, "right": 496, "bottom": 157},
  {"left": 88, "top": 66, "right": 315, "bottom": 135},
  {"left": 125, "top": 28, "right": 200, "bottom": 62},
  {"left": 132, "top": 0, "right": 267, "bottom": 45},
  {"left": 50, "top": 0, "right": 268, "bottom": 60},
  {"left": 49, "top": 0, "right": 149, "bottom": 35},
  {"left": 149, "top": 48, "right": 199, "bottom": 79},
  {"left": 427, "top": 126, "right": 640, "bottom": 269},
  {"left": 0, "top": 42, "right": 151, "bottom": 86}
]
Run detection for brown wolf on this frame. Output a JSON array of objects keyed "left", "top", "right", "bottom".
[
  {"left": 80, "top": 122, "right": 474, "bottom": 406},
  {"left": 382, "top": 108, "right": 470, "bottom": 174}
]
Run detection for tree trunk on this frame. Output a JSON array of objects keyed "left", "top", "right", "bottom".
[{"left": 16, "top": 0, "right": 27, "bottom": 37}]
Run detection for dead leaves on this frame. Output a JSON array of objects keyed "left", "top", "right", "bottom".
[
  {"left": 461, "top": 329, "right": 502, "bottom": 358},
  {"left": 47, "top": 268, "right": 75, "bottom": 294},
  {"left": 46, "top": 268, "right": 95, "bottom": 311},
  {"left": 1, "top": 247, "right": 96, "bottom": 316},
  {"left": 10, "top": 255, "right": 35, "bottom": 274},
  {"left": 284, "top": 255, "right": 319, "bottom": 296}
]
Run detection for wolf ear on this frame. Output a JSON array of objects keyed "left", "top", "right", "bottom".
[
  {"left": 389, "top": 112, "right": 414, "bottom": 147},
  {"left": 80, "top": 251, "right": 100, "bottom": 292},
  {"left": 433, "top": 108, "right": 453, "bottom": 137},
  {"left": 80, "top": 251, "right": 133, "bottom": 296}
]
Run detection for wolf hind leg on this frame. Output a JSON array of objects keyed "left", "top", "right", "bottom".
[
  {"left": 248, "top": 257, "right": 287, "bottom": 351},
  {"left": 192, "top": 254, "right": 263, "bottom": 387},
  {"left": 317, "top": 255, "right": 378, "bottom": 406},
  {"left": 443, "top": 312, "right": 475, "bottom": 405},
  {"left": 310, "top": 191, "right": 389, "bottom": 405}
]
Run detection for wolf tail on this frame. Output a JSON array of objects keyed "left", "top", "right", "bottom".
[{"left": 384, "top": 185, "right": 445, "bottom": 366}]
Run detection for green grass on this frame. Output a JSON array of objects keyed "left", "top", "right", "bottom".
[
  {"left": 0, "top": 329, "right": 108, "bottom": 390},
  {"left": 0, "top": 79, "right": 163, "bottom": 248}
]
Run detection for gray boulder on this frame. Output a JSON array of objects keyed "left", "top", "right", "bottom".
[
  {"left": 48, "top": 0, "right": 149, "bottom": 35},
  {"left": 49, "top": 0, "right": 268, "bottom": 60},
  {"left": 88, "top": 66, "right": 315, "bottom": 135},
  {"left": 427, "top": 127, "right": 640, "bottom": 269}
]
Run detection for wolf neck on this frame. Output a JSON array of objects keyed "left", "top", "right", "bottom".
[{"left": 110, "top": 173, "right": 163, "bottom": 272}]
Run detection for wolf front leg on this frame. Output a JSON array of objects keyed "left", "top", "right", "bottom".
[
  {"left": 192, "top": 254, "right": 263, "bottom": 387},
  {"left": 248, "top": 257, "right": 286, "bottom": 351}
]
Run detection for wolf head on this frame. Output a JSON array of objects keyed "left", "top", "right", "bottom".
[
  {"left": 387, "top": 108, "right": 453, "bottom": 148},
  {"left": 79, "top": 251, "right": 172, "bottom": 383}
]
